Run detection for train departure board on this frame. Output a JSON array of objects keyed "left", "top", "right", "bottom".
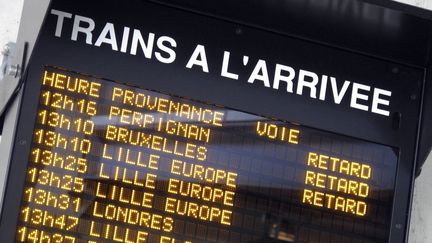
[{"left": 14, "top": 67, "right": 398, "bottom": 243}]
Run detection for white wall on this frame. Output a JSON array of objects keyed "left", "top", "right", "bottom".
[
  {"left": 0, "top": 0, "right": 431, "bottom": 242},
  {"left": 0, "top": 0, "right": 23, "bottom": 53},
  {"left": 394, "top": 0, "right": 432, "bottom": 9}
]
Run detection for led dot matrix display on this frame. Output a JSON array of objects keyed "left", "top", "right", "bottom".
[{"left": 15, "top": 67, "right": 398, "bottom": 243}]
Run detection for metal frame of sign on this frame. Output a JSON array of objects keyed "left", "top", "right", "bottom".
[{"left": 0, "top": 0, "right": 431, "bottom": 242}]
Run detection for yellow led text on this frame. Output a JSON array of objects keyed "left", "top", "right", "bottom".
[
  {"left": 102, "top": 144, "right": 159, "bottom": 170},
  {"left": 307, "top": 152, "right": 372, "bottom": 179},
  {"left": 40, "top": 90, "right": 97, "bottom": 116},
  {"left": 92, "top": 201, "right": 173, "bottom": 232},
  {"left": 170, "top": 159, "right": 237, "bottom": 189},
  {"left": 31, "top": 148, "right": 88, "bottom": 174},
  {"left": 27, "top": 167, "right": 84, "bottom": 193},
  {"left": 43, "top": 70, "right": 101, "bottom": 98},
  {"left": 105, "top": 125, "right": 207, "bottom": 161},
  {"left": 165, "top": 197, "right": 232, "bottom": 225},
  {"left": 167, "top": 178, "right": 235, "bottom": 206},
  {"left": 256, "top": 121, "right": 300, "bottom": 144},
  {"left": 160, "top": 236, "right": 192, "bottom": 243},
  {"left": 38, "top": 109, "right": 95, "bottom": 135},
  {"left": 89, "top": 221, "right": 148, "bottom": 243},
  {"left": 34, "top": 129, "right": 92, "bottom": 154},
  {"left": 95, "top": 182, "right": 154, "bottom": 209},
  {"left": 23, "top": 187, "right": 81, "bottom": 213},
  {"left": 109, "top": 106, "right": 211, "bottom": 143},
  {"left": 302, "top": 189, "right": 367, "bottom": 216},
  {"left": 111, "top": 87, "right": 224, "bottom": 126},
  {"left": 98, "top": 163, "right": 157, "bottom": 189},
  {"left": 20, "top": 206, "right": 79, "bottom": 231},
  {"left": 16, "top": 227, "right": 75, "bottom": 243},
  {"left": 304, "top": 170, "right": 369, "bottom": 197},
  {"left": 303, "top": 152, "right": 373, "bottom": 217}
]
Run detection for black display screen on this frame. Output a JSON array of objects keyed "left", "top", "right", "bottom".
[{"left": 14, "top": 67, "right": 398, "bottom": 243}]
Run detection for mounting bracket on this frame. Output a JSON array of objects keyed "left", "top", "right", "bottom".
[{"left": 0, "top": 42, "right": 21, "bottom": 118}]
